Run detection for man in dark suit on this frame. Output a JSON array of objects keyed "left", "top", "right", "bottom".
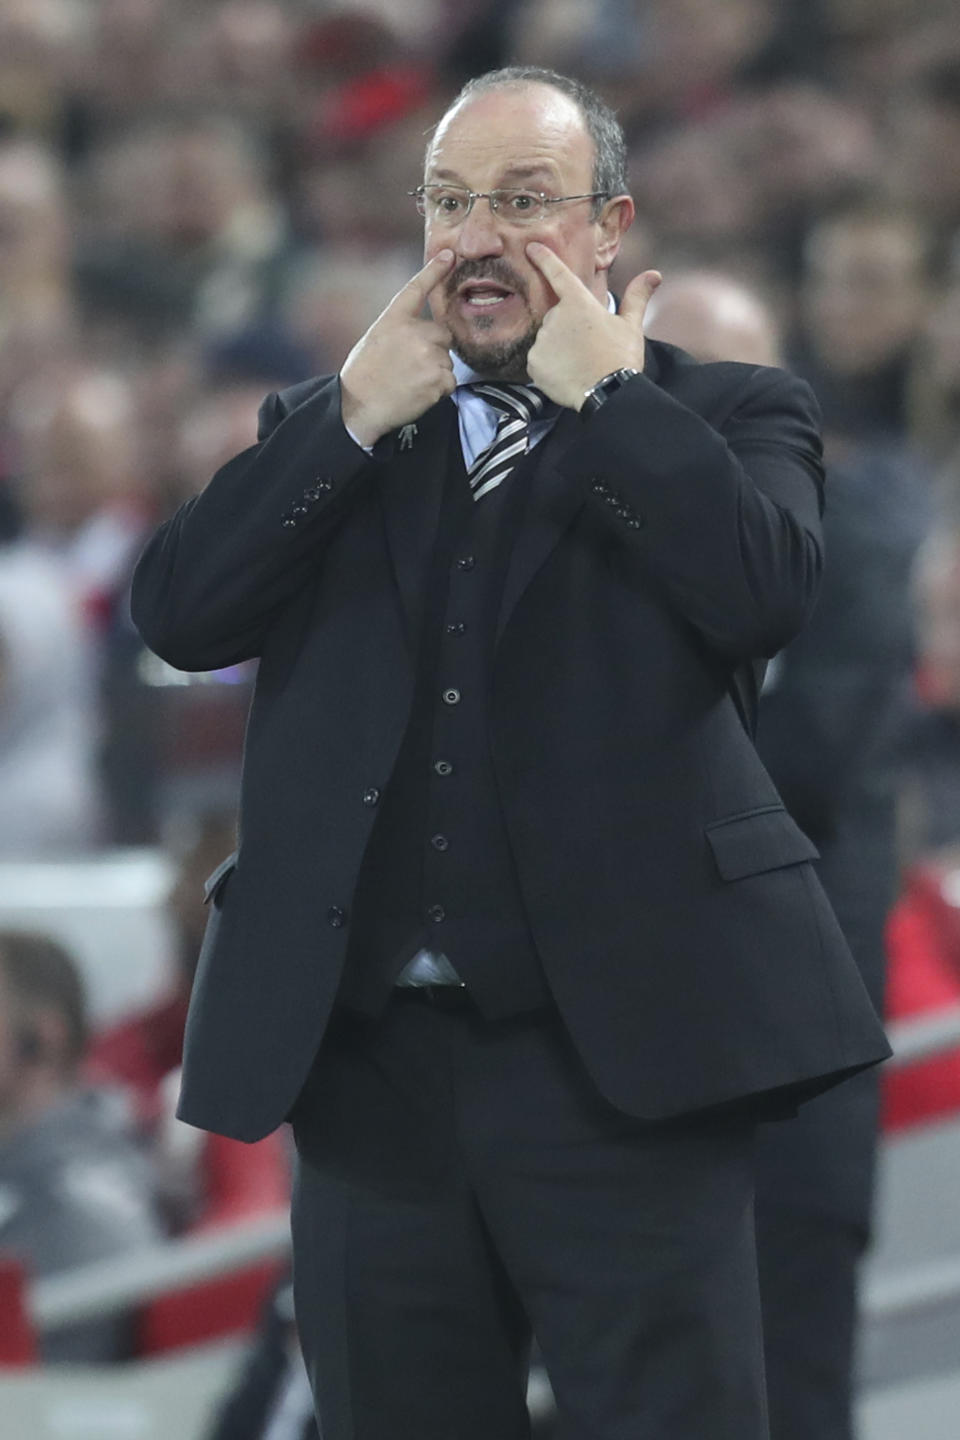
[{"left": 131, "top": 66, "right": 889, "bottom": 1440}]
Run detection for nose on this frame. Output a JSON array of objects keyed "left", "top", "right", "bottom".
[{"left": 455, "top": 196, "right": 506, "bottom": 260}]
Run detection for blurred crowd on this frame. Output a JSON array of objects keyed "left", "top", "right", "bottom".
[{"left": 4, "top": 0, "right": 960, "bottom": 1434}]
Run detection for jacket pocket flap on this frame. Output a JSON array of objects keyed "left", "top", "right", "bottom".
[
  {"left": 203, "top": 850, "right": 239, "bottom": 904},
  {"left": 706, "top": 807, "right": 818, "bottom": 882}
]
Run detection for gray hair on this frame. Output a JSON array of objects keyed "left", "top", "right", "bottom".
[{"left": 434, "top": 66, "right": 628, "bottom": 216}]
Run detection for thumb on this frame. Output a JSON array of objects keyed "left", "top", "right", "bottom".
[{"left": 619, "top": 270, "right": 662, "bottom": 326}]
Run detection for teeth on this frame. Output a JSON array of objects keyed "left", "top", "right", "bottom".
[{"left": 469, "top": 294, "right": 506, "bottom": 305}]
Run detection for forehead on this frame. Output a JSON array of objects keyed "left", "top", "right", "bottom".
[{"left": 426, "top": 84, "right": 594, "bottom": 186}]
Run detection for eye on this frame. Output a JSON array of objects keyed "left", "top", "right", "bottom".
[
  {"left": 504, "top": 190, "right": 541, "bottom": 215},
  {"left": 431, "top": 188, "right": 469, "bottom": 216}
]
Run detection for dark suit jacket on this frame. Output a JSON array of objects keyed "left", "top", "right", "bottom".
[{"left": 131, "top": 339, "right": 890, "bottom": 1142}]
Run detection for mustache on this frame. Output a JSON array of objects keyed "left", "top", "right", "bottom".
[{"left": 445, "top": 258, "right": 527, "bottom": 300}]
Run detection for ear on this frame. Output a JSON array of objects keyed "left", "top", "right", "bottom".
[{"left": 594, "top": 195, "right": 635, "bottom": 276}]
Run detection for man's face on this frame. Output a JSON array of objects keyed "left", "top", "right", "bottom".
[
  {"left": 802, "top": 219, "right": 929, "bottom": 375},
  {"left": 423, "top": 84, "right": 617, "bottom": 380}
]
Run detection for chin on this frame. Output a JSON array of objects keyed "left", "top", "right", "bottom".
[{"left": 451, "top": 321, "right": 539, "bottom": 381}]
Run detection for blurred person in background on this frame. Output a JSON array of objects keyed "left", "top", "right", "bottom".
[
  {"left": 792, "top": 204, "right": 936, "bottom": 442},
  {"left": 0, "top": 0, "right": 82, "bottom": 143},
  {"left": 0, "top": 136, "right": 76, "bottom": 522},
  {"left": 648, "top": 267, "right": 927, "bottom": 1440},
  {"left": 132, "top": 65, "right": 887, "bottom": 1440},
  {"left": 10, "top": 369, "right": 149, "bottom": 635},
  {"left": 889, "top": 54, "right": 960, "bottom": 240},
  {"left": 0, "top": 546, "right": 102, "bottom": 856},
  {"left": 0, "top": 929, "right": 163, "bottom": 1361},
  {"left": 908, "top": 268, "right": 960, "bottom": 470},
  {"left": 75, "top": 114, "right": 293, "bottom": 347}
]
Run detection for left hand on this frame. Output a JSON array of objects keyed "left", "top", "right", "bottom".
[{"left": 525, "top": 242, "right": 662, "bottom": 411}]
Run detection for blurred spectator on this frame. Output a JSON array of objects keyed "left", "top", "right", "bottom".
[
  {"left": 889, "top": 54, "right": 960, "bottom": 237},
  {"left": 792, "top": 205, "right": 935, "bottom": 441},
  {"left": 0, "top": 929, "right": 162, "bottom": 1361},
  {"left": 89, "top": 807, "right": 239, "bottom": 1137},
  {"left": 0, "top": 136, "right": 76, "bottom": 466},
  {"left": 0, "top": 546, "right": 102, "bottom": 856},
  {"left": 908, "top": 273, "right": 960, "bottom": 470},
  {"left": 75, "top": 114, "right": 293, "bottom": 345},
  {"left": 645, "top": 268, "right": 782, "bottom": 365},
  {"left": 0, "top": 0, "right": 84, "bottom": 142},
  {"left": 647, "top": 269, "right": 927, "bottom": 1440},
  {"left": 278, "top": 247, "right": 415, "bottom": 374},
  {"left": 11, "top": 370, "right": 148, "bottom": 634}
]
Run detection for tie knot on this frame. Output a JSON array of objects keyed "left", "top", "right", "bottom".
[{"left": 466, "top": 382, "right": 552, "bottom": 425}]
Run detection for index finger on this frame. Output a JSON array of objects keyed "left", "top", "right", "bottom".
[
  {"left": 391, "top": 249, "right": 455, "bottom": 315},
  {"left": 525, "top": 241, "right": 592, "bottom": 301}
]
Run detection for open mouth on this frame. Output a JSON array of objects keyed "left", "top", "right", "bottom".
[{"left": 458, "top": 280, "right": 517, "bottom": 312}]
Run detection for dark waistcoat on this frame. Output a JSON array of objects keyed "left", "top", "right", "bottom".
[{"left": 336, "top": 420, "right": 551, "bottom": 1018}]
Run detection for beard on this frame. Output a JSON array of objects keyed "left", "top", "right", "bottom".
[
  {"left": 451, "top": 320, "right": 539, "bottom": 380},
  {"left": 443, "top": 257, "right": 540, "bottom": 380}
]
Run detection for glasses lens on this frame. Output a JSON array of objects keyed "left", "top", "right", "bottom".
[
  {"left": 419, "top": 186, "right": 471, "bottom": 222},
  {"left": 492, "top": 191, "right": 546, "bottom": 223},
  {"left": 415, "top": 187, "right": 549, "bottom": 225}
]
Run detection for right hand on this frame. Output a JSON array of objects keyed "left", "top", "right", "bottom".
[{"left": 340, "top": 249, "right": 456, "bottom": 448}]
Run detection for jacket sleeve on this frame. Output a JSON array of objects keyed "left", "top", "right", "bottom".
[
  {"left": 130, "top": 377, "right": 374, "bottom": 672},
  {"left": 556, "top": 365, "right": 825, "bottom": 662}
]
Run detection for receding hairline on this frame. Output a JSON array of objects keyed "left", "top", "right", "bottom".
[
  {"left": 424, "top": 69, "right": 629, "bottom": 202},
  {"left": 430, "top": 78, "right": 589, "bottom": 145}
]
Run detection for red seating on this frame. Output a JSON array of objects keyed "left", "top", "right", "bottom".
[
  {"left": 136, "top": 1129, "right": 289, "bottom": 1354},
  {"left": 883, "top": 860, "right": 960, "bottom": 1131},
  {"left": 0, "top": 1256, "right": 38, "bottom": 1366}
]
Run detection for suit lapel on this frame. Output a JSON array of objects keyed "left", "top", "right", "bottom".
[
  {"left": 496, "top": 406, "right": 585, "bottom": 644},
  {"left": 377, "top": 399, "right": 459, "bottom": 651},
  {"left": 496, "top": 342, "right": 665, "bottom": 644}
]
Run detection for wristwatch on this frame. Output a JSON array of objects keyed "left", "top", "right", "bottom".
[{"left": 580, "top": 367, "right": 641, "bottom": 419}]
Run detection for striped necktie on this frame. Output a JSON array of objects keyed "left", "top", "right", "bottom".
[{"left": 465, "top": 383, "right": 553, "bottom": 501}]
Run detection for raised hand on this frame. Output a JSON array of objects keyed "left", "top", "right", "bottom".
[
  {"left": 340, "top": 250, "right": 457, "bottom": 447},
  {"left": 525, "top": 242, "right": 662, "bottom": 411}
]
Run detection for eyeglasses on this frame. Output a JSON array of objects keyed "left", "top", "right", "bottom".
[{"left": 410, "top": 184, "right": 609, "bottom": 227}]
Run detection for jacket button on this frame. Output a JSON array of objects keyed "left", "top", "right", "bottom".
[
  {"left": 362, "top": 787, "right": 381, "bottom": 806},
  {"left": 430, "top": 833, "right": 449, "bottom": 851},
  {"left": 442, "top": 687, "right": 461, "bottom": 706},
  {"left": 427, "top": 904, "right": 446, "bottom": 923},
  {"left": 627, "top": 516, "right": 645, "bottom": 529},
  {"left": 281, "top": 516, "right": 298, "bottom": 529},
  {"left": 455, "top": 555, "right": 476, "bottom": 571},
  {"left": 326, "top": 905, "right": 347, "bottom": 928},
  {"left": 591, "top": 479, "right": 610, "bottom": 496},
  {"left": 446, "top": 622, "right": 467, "bottom": 636},
  {"left": 433, "top": 759, "right": 454, "bottom": 776}
]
